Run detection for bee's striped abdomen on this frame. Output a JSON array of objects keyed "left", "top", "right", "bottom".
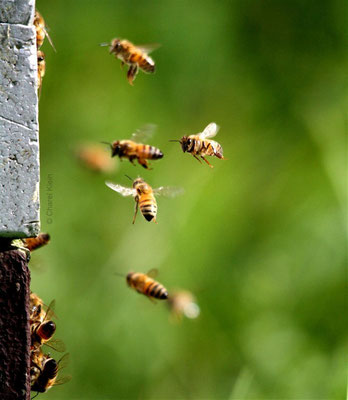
[
  {"left": 144, "top": 279, "right": 168, "bottom": 300},
  {"left": 139, "top": 193, "right": 157, "bottom": 222},
  {"left": 139, "top": 56, "right": 155, "bottom": 73},
  {"left": 137, "top": 145, "right": 163, "bottom": 160}
]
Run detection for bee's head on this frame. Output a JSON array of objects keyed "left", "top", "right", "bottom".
[
  {"left": 111, "top": 141, "right": 121, "bottom": 157},
  {"left": 110, "top": 38, "right": 122, "bottom": 54},
  {"left": 37, "top": 50, "right": 45, "bottom": 63},
  {"left": 133, "top": 177, "right": 144, "bottom": 188},
  {"left": 180, "top": 136, "right": 192, "bottom": 153},
  {"left": 126, "top": 272, "right": 133, "bottom": 286}
]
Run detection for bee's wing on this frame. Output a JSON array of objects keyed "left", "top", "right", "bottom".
[
  {"left": 136, "top": 43, "right": 161, "bottom": 54},
  {"left": 130, "top": 124, "right": 157, "bottom": 143},
  {"left": 57, "top": 353, "right": 70, "bottom": 369},
  {"left": 44, "top": 338, "right": 66, "bottom": 353},
  {"left": 44, "top": 299, "right": 56, "bottom": 321},
  {"left": 105, "top": 182, "right": 135, "bottom": 197},
  {"left": 44, "top": 27, "right": 56, "bottom": 52},
  {"left": 153, "top": 186, "right": 184, "bottom": 198},
  {"left": 199, "top": 122, "right": 220, "bottom": 139},
  {"left": 54, "top": 375, "right": 72, "bottom": 386},
  {"left": 147, "top": 268, "right": 158, "bottom": 278}
]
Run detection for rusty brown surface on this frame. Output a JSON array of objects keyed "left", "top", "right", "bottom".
[{"left": 0, "top": 242, "right": 31, "bottom": 400}]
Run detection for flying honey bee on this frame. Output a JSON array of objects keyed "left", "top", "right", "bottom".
[
  {"left": 106, "top": 177, "right": 182, "bottom": 224},
  {"left": 102, "top": 125, "right": 163, "bottom": 170},
  {"left": 125, "top": 269, "right": 168, "bottom": 300},
  {"left": 37, "top": 50, "right": 45, "bottom": 96},
  {"left": 75, "top": 143, "right": 116, "bottom": 173},
  {"left": 167, "top": 290, "right": 200, "bottom": 321},
  {"left": 31, "top": 352, "right": 71, "bottom": 396},
  {"left": 31, "top": 299, "right": 65, "bottom": 353},
  {"left": 34, "top": 10, "right": 56, "bottom": 51},
  {"left": 103, "top": 38, "right": 159, "bottom": 85},
  {"left": 170, "top": 122, "right": 224, "bottom": 168},
  {"left": 24, "top": 233, "right": 50, "bottom": 252}
]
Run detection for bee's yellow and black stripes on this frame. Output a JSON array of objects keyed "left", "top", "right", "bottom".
[
  {"left": 127, "top": 273, "right": 168, "bottom": 300},
  {"left": 25, "top": 233, "right": 50, "bottom": 251},
  {"left": 136, "top": 144, "right": 163, "bottom": 160},
  {"left": 139, "top": 193, "right": 157, "bottom": 222}
]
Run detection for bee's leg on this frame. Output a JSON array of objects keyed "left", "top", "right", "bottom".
[
  {"left": 132, "top": 199, "right": 139, "bottom": 224},
  {"left": 120, "top": 61, "right": 125, "bottom": 69},
  {"left": 127, "top": 65, "right": 138, "bottom": 85},
  {"left": 138, "top": 159, "right": 150, "bottom": 169},
  {"left": 128, "top": 156, "right": 136, "bottom": 166},
  {"left": 193, "top": 154, "right": 202, "bottom": 164},
  {"left": 201, "top": 156, "right": 214, "bottom": 168}
]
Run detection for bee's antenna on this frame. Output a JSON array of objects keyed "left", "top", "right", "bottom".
[
  {"left": 124, "top": 174, "right": 133, "bottom": 181},
  {"left": 99, "top": 42, "right": 109, "bottom": 47},
  {"left": 114, "top": 272, "right": 125, "bottom": 278},
  {"left": 100, "top": 141, "right": 112, "bottom": 149},
  {"left": 169, "top": 140, "right": 181, "bottom": 142}
]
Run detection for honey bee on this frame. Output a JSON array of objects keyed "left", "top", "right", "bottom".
[
  {"left": 106, "top": 177, "right": 182, "bottom": 224},
  {"left": 75, "top": 143, "right": 116, "bottom": 173},
  {"left": 126, "top": 269, "right": 168, "bottom": 300},
  {"left": 24, "top": 233, "right": 50, "bottom": 252},
  {"left": 31, "top": 352, "right": 71, "bottom": 395},
  {"left": 102, "top": 125, "right": 163, "bottom": 169},
  {"left": 105, "top": 38, "right": 159, "bottom": 85},
  {"left": 170, "top": 122, "right": 224, "bottom": 168},
  {"left": 167, "top": 290, "right": 200, "bottom": 321},
  {"left": 37, "top": 50, "right": 45, "bottom": 96},
  {"left": 34, "top": 10, "right": 56, "bottom": 51},
  {"left": 31, "top": 299, "right": 65, "bottom": 353}
]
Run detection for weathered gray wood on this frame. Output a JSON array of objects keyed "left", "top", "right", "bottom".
[{"left": 0, "top": 2, "right": 39, "bottom": 237}]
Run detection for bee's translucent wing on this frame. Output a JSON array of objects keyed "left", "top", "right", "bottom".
[
  {"left": 105, "top": 182, "right": 135, "bottom": 197},
  {"left": 153, "top": 186, "right": 184, "bottom": 198},
  {"left": 44, "top": 28, "right": 56, "bottom": 52},
  {"left": 44, "top": 299, "right": 56, "bottom": 321},
  {"left": 130, "top": 124, "right": 157, "bottom": 143},
  {"left": 199, "top": 122, "right": 219, "bottom": 139},
  {"left": 136, "top": 43, "right": 161, "bottom": 54},
  {"left": 44, "top": 338, "right": 66, "bottom": 353},
  {"left": 54, "top": 375, "right": 72, "bottom": 386},
  {"left": 147, "top": 268, "right": 158, "bottom": 278},
  {"left": 57, "top": 353, "right": 70, "bottom": 369}
]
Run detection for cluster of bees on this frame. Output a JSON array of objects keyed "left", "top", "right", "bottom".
[{"left": 23, "top": 235, "right": 71, "bottom": 397}]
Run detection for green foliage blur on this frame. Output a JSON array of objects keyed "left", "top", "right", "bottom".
[{"left": 31, "top": 0, "right": 346, "bottom": 398}]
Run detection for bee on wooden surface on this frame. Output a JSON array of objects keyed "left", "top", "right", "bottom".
[
  {"left": 37, "top": 50, "right": 45, "bottom": 96},
  {"left": 106, "top": 177, "right": 182, "bottom": 224},
  {"left": 102, "top": 125, "right": 163, "bottom": 170},
  {"left": 75, "top": 143, "right": 116, "bottom": 173},
  {"left": 170, "top": 122, "right": 224, "bottom": 168},
  {"left": 126, "top": 269, "right": 168, "bottom": 300},
  {"left": 31, "top": 299, "right": 65, "bottom": 353},
  {"left": 34, "top": 10, "right": 56, "bottom": 51},
  {"left": 31, "top": 352, "right": 71, "bottom": 395},
  {"left": 168, "top": 290, "right": 200, "bottom": 321},
  {"left": 24, "top": 233, "right": 50, "bottom": 252},
  {"left": 103, "top": 38, "right": 159, "bottom": 85}
]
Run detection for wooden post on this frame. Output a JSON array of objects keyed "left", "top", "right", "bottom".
[{"left": 0, "top": 0, "right": 38, "bottom": 399}]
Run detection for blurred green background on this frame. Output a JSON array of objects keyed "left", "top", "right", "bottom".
[{"left": 31, "top": 0, "right": 346, "bottom": 399}]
